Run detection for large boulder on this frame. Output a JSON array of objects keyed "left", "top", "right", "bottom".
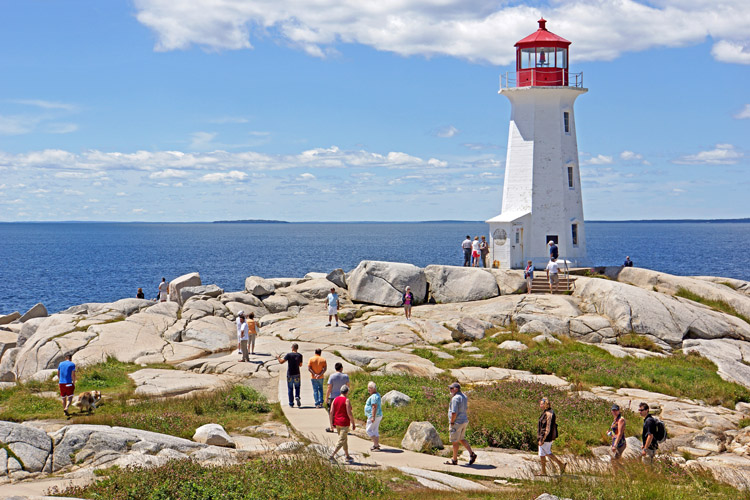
[
  {"left": 0, "top": 420, "right": 53, "bottom": 473},
  {"left": 452, "top": 317, "right": 492, "bottom": 342},
  {"left": 219, "top": 292, "right": 264, "bottom": 308},
  {"left": 683, "top": 339, "right": 750, "bottom": 389},
  {"left": 180, "top": 285, "right": 224, "bottom": 303},
  {"left": 169, "top": 272, "right": 202, "bottom": 304},
  {"left": 245, "top": 276, "right": 275, "bottom": 296},
  {"left": 19, "top": 303, "right": 48, "bottom": 323},
  {"left": 401, "top": 421, "right": 443, "bottom": 452},
  {"left": 382, "top": 390, "right": 412, "bottom": 407},
  {"left": 569, "top": 314, "right": 617, "bottom": 344},
  {"left": 326, "top": 268, "right": 347, "bottom": 289},
  {"left": 424, "top": 266, "right": 499, "bottom": 303},
  {"left": 193, "top": 424, "right": 235, "bottom": 448},
  {"left": 0, "top": 347, "right": 19, "bottom": 381},
  {"left": 347, "top": 261, "right": 426, "bottom": 307},
  {"left": 488, "top": 269, "right": 528, "bottom": 295},
  {"left": 0, "top": 311, "right": 20, "bottom": 325},
  {"left": 288, "top": 278, "right": 343, "bottom": 300}
]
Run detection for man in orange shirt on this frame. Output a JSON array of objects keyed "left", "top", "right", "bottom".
[{"left": 308, "top": 348, "right": 328, "bottom": 408}]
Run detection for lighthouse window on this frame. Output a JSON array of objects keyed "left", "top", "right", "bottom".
[
  {"left": 572, "top": 224, "right": 579, "bottom": 246},
  {"left": 563, "top": 112, "right": 570, "bottom": 133},
  {"left": 536, "top": 48, "right": 554, "bottom": 67},
  {"left": 567, "top": 166, "right": 574, "bottom": 188},
  {"left": 555, "top": 48, "right": 567, "bottom": 69},
  {"left": 520, "top": 48, "right": 535, "bottom": 69}
]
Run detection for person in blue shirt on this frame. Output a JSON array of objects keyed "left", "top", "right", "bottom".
[
  {"left": 365, "top": 381, "right": 383, "bottom": 450},
  {"left": 325, "top": 287, "right": 340, "bottom": 327},
  {"left": 58, "top": 354, "right": 76, "bottom": 417}
]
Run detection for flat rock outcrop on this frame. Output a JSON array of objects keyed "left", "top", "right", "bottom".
[
  {"left": 424, "top": 265, "right": 499, "bottom": 303},
  {"left": 0, "top": 421, "right": 53, "bottom": 473},
  {"left": 129, "top": 368, "right": 240, "bottom": 397}
]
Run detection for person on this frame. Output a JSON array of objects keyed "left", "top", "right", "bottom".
[
  {"left": 158, "top": 278, "right": 169, "bottom": 302},
  {"left": 277, "top": 343, "right": 303, "bottom": 408},
  {"left": 235, "top": 310, "right": 245, "bottom": 355},
  {"left": 238, "top": 314, "right": 250, "bottom": 362},
  {"left": 524, "top": 260, "right": 534, "bottom": 294},
  {"left": 136, "top": 287, "right": 145, "bottom": 299},
  {"left": 445, "top": 382, "right": 477, "bottom": 465},
  {"left": 58, "top": 354, "right": 76, "bottom": 417},
  {"left": 247, "top": 312, "right": 258, "bottom": 355},
  {"left": 471, "top": 236, "right": 481, "bottom": 267},
  {"left": 402, "top": 286, "right": 414, "bottom": 320},
  {"left": 329, "top": 385, "right": 355, "bottom": 463},
  {"left": 365, "top": 381, "right": 383, "bottom": 451},
  {"left": 548, "top": 241, "right": 559, "bottom": 260},
  {"left": 325, "top": 362, "right": 350, "bottom": 432},
  {"left": 461, "top": 235, "right": 472, "bottom": 266},
  {"left": 308, "top": 348, "right": 328, "bottom": 408},
  {"left": 537, "top": 397, "right": 566, "bottom": 475},
  {"left": 608, "top": 404, "right": 627, "bottom": 462},
  {"left": 546, "top": 257, "right": 560, "bottom": 293},
  {"left": 624, "top": 256, "right": 634, "bottom": 267},
  {"left": 479, "top": 236, "right": 489, "bottom": 268},
  {"left": 325, "top": 287, "right": 340, "bottom": 327},
  {"left": 639, "top": 402, "right": 658, "bottom": 465}
]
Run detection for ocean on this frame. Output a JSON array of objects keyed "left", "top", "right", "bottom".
[{"left": 1, "top": 221, "right": 748, "bottom": 315}]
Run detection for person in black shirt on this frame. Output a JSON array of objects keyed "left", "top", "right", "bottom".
[
  {"left": 639, "top": 402, "right": 658, "bottom": 465},
  {"left": 277, "top": 343, "right": 304, "bottom": 408},
  {"left": 623, "top": 256, "right": 634, "bottom": 267}
]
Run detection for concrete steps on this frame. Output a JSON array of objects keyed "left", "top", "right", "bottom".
[{"left": 528, "top": 274, "right": 575, "bottom": 294}]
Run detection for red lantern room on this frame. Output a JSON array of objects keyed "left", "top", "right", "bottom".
[{"left": 515, "top": 18, "right": 570, "bottom": 87}]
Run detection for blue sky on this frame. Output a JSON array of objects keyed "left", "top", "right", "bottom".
[{"left": 0, "top": 0, "right": 748, "bottom": 222}]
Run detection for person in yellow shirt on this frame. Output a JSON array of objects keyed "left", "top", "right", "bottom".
[{"left": 308, "top": 348, "right": 328, "bottom": 408}]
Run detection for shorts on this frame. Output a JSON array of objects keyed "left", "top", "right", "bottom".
[
  {"left": 549, "top": 274, "right": 559, "bottom": 284},
  {"left": 538, "top": 441, "right": 554, "bottom": 456},
  {"left": 449, "top": 422, "right": 468, "bottom": 443},
  {"left": 366, "top": 415, "right": 382, "bottom": 437},
  {"left": 60, "top": 383, "right": 75, "bottom": 397},
  {"left": 612, "top": 444, "right": 626, "bottom": 459},
  {"left": 642, "top": 448, "right": 655, "bottom": 465},
  {"left": 472, "top": 250, "right": 480, "bottom": 258},
  {"left": 327, "top": 305, "right": 338, "bottom": 316}
]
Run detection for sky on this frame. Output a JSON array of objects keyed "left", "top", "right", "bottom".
[{"left": 0, "top": 0, "right": 748, "bottom": 222}]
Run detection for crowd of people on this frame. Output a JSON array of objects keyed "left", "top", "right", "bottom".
[{"left": 461, "top": 235, "right": 490, "bottom": 268}]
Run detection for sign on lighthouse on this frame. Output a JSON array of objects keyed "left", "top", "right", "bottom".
[{"left": 487, "top": 18, "right": 588, "bottom": 269}]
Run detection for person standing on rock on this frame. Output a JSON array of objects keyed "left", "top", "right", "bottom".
[
  {"left": 537, "top": 397, "right": 566, "bottom": 475},
  {"left": 247, "top": 312, "right": 258, "bottom": 355},
  {"left": 325, "top": 287, "right": 340, "bottom": 327},
  {"left": 277, "top": 343, "right": 303, "bottom": 408},
  {"left": 546, "top": 257, "right": 560, "bottom": 294},
  {"left": 308, "top": 348, "right": 327, "bottom": 408},
  {"left": 325, "top": 362, "right": 350, "bottom": 432},
  {"left": 238, "top": 314, "right": 250, "bottom": 363},
  {"left": 471, "top": 236, "right": 481, "bottom": 267},
  {"left": 401, "top": 286, "right": 414, "bottom": 320},
  {"left": 479, "top": 236, "right": 489, "bottom": 268},
  {"left": 158, "top": 277, "right": 169, "bottom": 302},
  {"left": 623, "top": 256, "right": 634, "bottom": 267},
  {"left": 236, "top": 310, "right": 245, "bottom": 355},
  {"left": 329, "top": 385, "right": 355, "bottom": 463},
  {"left": 639, "top": 402, "right": 658, "bottom": 465},
  {"left": 58, "top": 354, "right": 76, "bottom": 417},
  {"left": 462, "top": 235, "right": 472, "bottom": 266},
  {"left": 365, "top": 381, "right": 383, "bottom": 451},
  {"left": 445, "top": 382, "right": 477, "bottom": 466},
  {"left": 524, "top": 260, "right": 534, "bottom": 294},
  {"left": 608, "top": 404, "right": 627, "bottom": 462}
]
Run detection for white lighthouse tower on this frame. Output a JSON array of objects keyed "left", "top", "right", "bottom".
[{"left": 487, "top": 18, "right": 588, "bottom": 269}]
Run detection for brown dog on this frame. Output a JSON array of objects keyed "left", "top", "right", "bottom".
[{"left": 72, "top": 390, "right": 102, "bottom": 413}]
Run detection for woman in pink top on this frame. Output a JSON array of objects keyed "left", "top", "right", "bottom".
[{"left": 401, "top": 286, "right": 414, "bottom": 320}]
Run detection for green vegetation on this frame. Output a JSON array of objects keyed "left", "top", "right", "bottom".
[
  {"left": 348, "top": 373, "right": 640, "bottom": 456},
  {"left": 411, "top": 334, "right": 750, "bottom": 407},
  {"left": 617, "top": 333, "right": 663, "bottom": 353},
  {"left": 676, "top": 287, "right": 750, "bottom": 325}
]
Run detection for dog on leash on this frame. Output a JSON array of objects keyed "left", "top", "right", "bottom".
[{"left": 71, "top": 390, "right": 102, "bottom": 413}]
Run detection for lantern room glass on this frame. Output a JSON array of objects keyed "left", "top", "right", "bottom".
[
  {"left": 536, "top": 47, "right": 554, "bottom": 67},
  {"left": 555, "top": 48, "right": 567, "bottom": 68}
]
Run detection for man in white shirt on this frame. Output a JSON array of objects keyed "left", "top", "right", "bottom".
[
  {"left": 546, "top": 258, "right": 560, "bottom": 294},
  {"left": 325, "top": 288, "right": 340, "bottom": 327},
  {"left": 236, "top": 310, "right": 245, "bottom": 355},
  {"left": 158, "top": 278, "right": 169, "bottom": 302}
]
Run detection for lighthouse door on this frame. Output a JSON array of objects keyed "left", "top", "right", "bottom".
[{"left": 511, "top": 225, "right": 524, "bottom": 269}]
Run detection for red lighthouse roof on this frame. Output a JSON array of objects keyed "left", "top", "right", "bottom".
[{"left": 515, "top": 18, "right": 570, "bottom": 47}]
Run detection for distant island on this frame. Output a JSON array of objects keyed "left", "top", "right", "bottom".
[
  {"left": 588, "top": 218, "right": 750, "bottom": 224},
  {"left": 213, "top": 219, "right": 289, "bottom": 224}
]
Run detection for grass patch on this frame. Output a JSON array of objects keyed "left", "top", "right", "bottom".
[
  {"left": 739, "top": 417, "right": 750, "bottom": 429},
  {"left": 424, "top": 336, "right": 749, "bottom": 408},
  {"left": 583, "top": 270, "right": 612, "bottom": 280},
  {"left": 617, "top": 333, "right": 663, "bottom": 353},
  {"left": 348, "top": 373, "right": 640, "bottom": 456},
  {"left": 676, "top": 287, "right": 750, "bottom": 325}
]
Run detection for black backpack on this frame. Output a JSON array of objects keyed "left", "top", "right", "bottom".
[{"left": 654, "top": 418, "right": 668, "bottom": 443}]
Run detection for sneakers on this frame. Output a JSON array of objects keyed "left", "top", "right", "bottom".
[
  {"left": 296, "top": 397, "right": 301, "bottom": 407},
  {"left": 345, "top": 456, "right": 354, "bottom": 463},
  {"left": 469, "top": 452, "right": 478, "bottom": 465},
  {"left": 325, "top": 323, "right": 331, "bottom": 327},
  {"left": 335, "top": 323, "right": 339, "bottom": 327}
]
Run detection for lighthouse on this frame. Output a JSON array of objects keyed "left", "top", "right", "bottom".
[{"left": 487, "top": 18, "right": 588, "bottom": 269}]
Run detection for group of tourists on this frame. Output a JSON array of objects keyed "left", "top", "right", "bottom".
[{"left": 461, "top": 235, "right": 489, "bottom": 268}]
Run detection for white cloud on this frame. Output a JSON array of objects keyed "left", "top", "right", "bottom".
[
  {"left": 0, "top": 115, "right": 40, "bottom": 135},
  {"left": 12, "top": 99, "right": 76, "bottom": 111},
  {"left": 208, "top": 116, "right": 249, "bottom": 124},
  {"left": 116, "top": 192, "right": 127, "bottom": 196},
  {"left": 132, "top": 208, "right": 146, "bottom": 213},
  {"left": 620, "top": 150, "right": 642, "bottom": 161},
  {"left": 63, "top": 189, "right": 84, "bottom": 196},
  {"left": 582, "top": 154, "right": 614, "bottom": 165},
  {"left": 190, "top": 131, "right": 218, "bottom": 150},
  {"left": 674, "top": 143, "right": 743, "bottom": 164},
  {"left": 150, "top": 168, "right": 190, "bottom": 179},
  {"left": 434, "top": 125, "right": 459, "bottom": 138},
  {"left": 46, "top": 123, "right": 78, "bottom": 134},
  {"left": 734, "top": 104, "right": 750, "bottom": 119},
  {"left": 201, "top": 170, "right": 248, "bottom": 182},
  {"left": 134, "top": 0, "right": 750, "bottom": 65},
  {"left": 297, "top": 172, "right": 316, "bottom": 181}
]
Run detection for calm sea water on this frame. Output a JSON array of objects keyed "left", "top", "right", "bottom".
[{"left": 1, "top": 221, "right": 748, "bottom": 315}]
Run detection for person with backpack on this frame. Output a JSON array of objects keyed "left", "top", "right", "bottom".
[
  {"left": 608, "top": 404, "right": 627, "bottom": 461},
  {"left": 537, "top": 397, "right": 566, "bottom": 475},
  {"left": 639, "top": 402, "right": 659, "bottom": 464}
]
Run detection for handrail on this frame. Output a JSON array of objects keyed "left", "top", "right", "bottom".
[{"left": 500, "top": 71, "right": 584, "bottom": 90}]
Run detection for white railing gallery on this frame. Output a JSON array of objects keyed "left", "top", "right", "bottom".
[{"left": 500, "top": 71, "right": 584, "bottom": 89}]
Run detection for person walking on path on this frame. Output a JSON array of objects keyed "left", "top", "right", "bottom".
[
  {"left": 548, "top": 241, "right": 559, "bottom": 260},
  {"left": 158, "top": 278, "right": 169, "bottom": 302},
  {"left": 308, "top": 348, "right": 328, "bottom": 408},
  {"left": 524, "top": 260, "right": 534, "bottom": 294},
  {"left": 325, "top": 287, "right": 340, "bottom": 327},
  {"left": 58, "top": 354, "right": 76, "bottom": 417},
  {"left": 246, "top": 312, "right": 258, "bottom": 355},
  {"left": 365, "top": 381, "right": 383, "bottom": 451},
  {"left": 277, "top": 344, "right": 303, "bottom": 408},
  {"left": 471, "top": 236, "right": 481, "bottom": 267},
  {"left": 479, "top": 236, "right": 489, "bottom": 268},
  {"left": 546, "top": 257, "right": 560, "bottom": 294},
  {"left": 238, "top": 314, "right": 250, "bottom": 363},
  {"left": 402, "top": 286, "right": 414, "bottom": 320},
  {"left": 537, "top": 397, "right": 566, "bottom": 476},
  {"left": 462, "top": 235, "right": 472, "bottom": 266},
  {"left": 329, "top": 385, "right": 355, "bottom": 463},
  {"left": 445, "top": 382, "right": 477, "bottom": 466},
  {"left": 608, "top": 404, "right": 627, "bottom": 462},
  {"left": 639, "top": 402, "right": 658, "bottom": 465},
  {"left": 325, "top": 362, "right": 350, "bottom": 432}
]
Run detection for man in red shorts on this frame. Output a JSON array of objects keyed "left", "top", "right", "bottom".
[{"left": 58, "top": 354, "right": 76, "bottom": 416}]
